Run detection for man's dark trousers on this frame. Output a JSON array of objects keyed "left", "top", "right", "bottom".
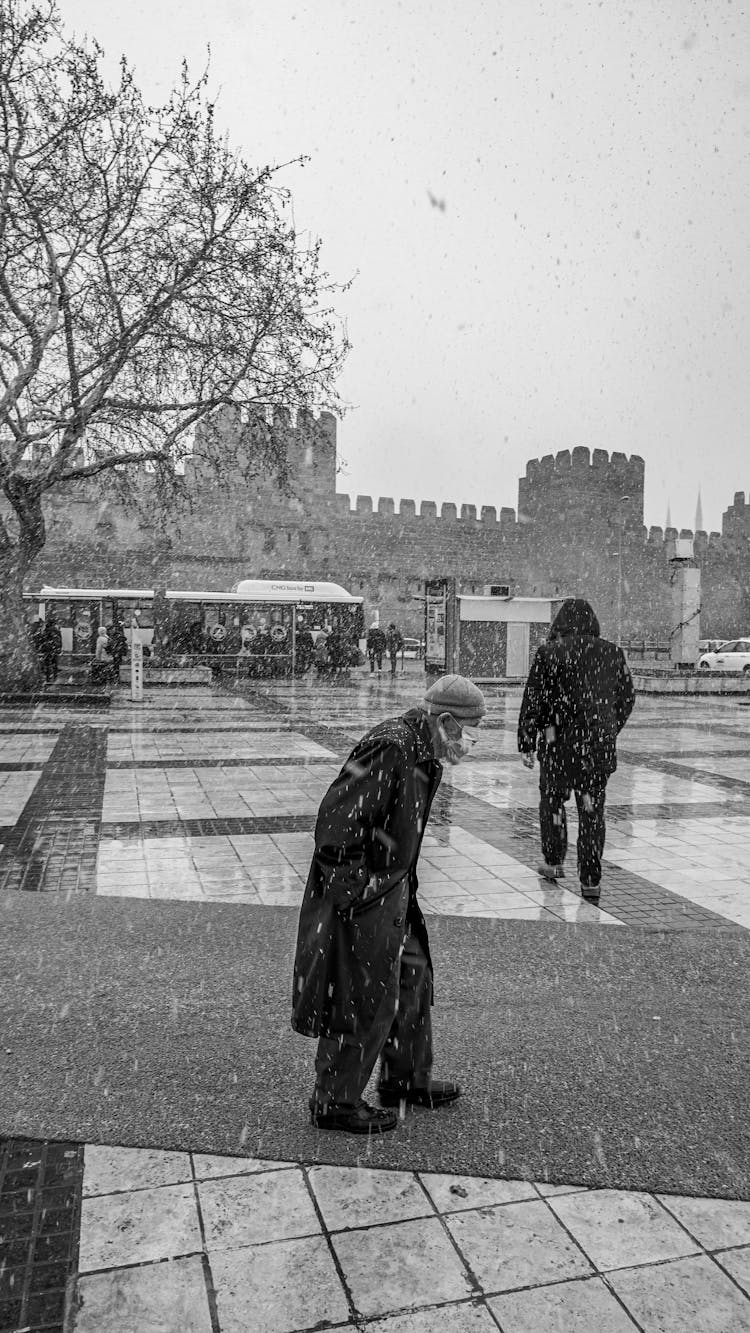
[
  {"left": 539, "top": 765, "right": 607, "bottom": 889},
  {"left": 313, "top": 933, "right": 433, "bottom": 1106}
]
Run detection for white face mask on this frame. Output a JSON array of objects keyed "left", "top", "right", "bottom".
[{"left": 437, "top": 716, "right": 477, "bottom": 764}]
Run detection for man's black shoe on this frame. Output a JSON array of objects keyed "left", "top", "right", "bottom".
[
  {"left": 580, "top": 884, "right": 600, "bottom": 906},
  {"left": 378, "top": 1079, "right": 461, "bottom": 1108},
  {"left": 309, "top": 1098, "right": 398, "bottom": 1134}
]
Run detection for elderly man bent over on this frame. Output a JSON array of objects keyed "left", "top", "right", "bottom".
[{"left": 291, "top": 673, "right": 486, "bottom": 1134}]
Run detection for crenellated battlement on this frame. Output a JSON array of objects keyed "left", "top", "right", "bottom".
[
  {"left": 521, "top": 446, "right": 645, "bottom": 485},
  {"left": 518, "top": 447, "right": 645, "bottom": 528},
  {"left": 327, "top": 498, "right": 740, "bottom": 559},
  {"left": 186, "top": 404, "right": 337, "bottom": 494},
  {"left": 333, "top": 495, "right": 521, "bottom": 530}
]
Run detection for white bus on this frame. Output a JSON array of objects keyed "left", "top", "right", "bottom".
[{"left": 24, "top": 580, "right": 365, "bottom": 675}]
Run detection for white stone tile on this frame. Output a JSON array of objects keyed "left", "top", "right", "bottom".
[
  {"left": 364, "top": 1302, "right": 499, "bottom": 1332},
  {"left": 471, "top": 892, "right": 545, "bottom": 913},
  {"left": 548, "top": 1189, "right": 700, "bottom": 1271},
  {"left": 534, "top": 1181, "right": 591, "bottom": 1197},
  {"left": 419, "top": 1172, "right": 537, "bottom": 1213},
  {"left": 309, "top": 1165, "right": 431, "bottom": 1231},
  {"left": 608, "top": 1254, "right": 750, "bottom": 1332},
  {"left": 71, "top": 1255, "right": 211, "bottom": 1332},
  {"left": 475, "top": 904, "right": 558, "bottom": 919},
  {"left": 78, "top": 1183, "right": 202, "bottom": 1272},
  {"left": 199, "top": 1168, "right": 320, "bottom": 1251},
  {"left": 657, "top": 1195, "right": 750, "bottom": 1250},
  {"left": 488, "top": 1275, "right": 639, "bottom": 1332},
  {"left": 191, "top": 1153, "right": 293, "bottom": 1180},
  {"left": 211, "top": 1235, "right": 350, "bottom": 1333},
  {"left": 445, "top": 1198, "right": 593, "bottom": 1292},
  {"left": 332, "top": 1216, "right": 473, "bottom": 1318},
  {"left": 83, "top": 1145, "right": 192, "bottom": 1196},
  {"left": 715, "top": 1246, "right": 750, "bottom": 1298}
]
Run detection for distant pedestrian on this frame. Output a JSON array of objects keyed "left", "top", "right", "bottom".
[
  {"left": 92, "top": 625, "right": 113, "bottom": 684},
  {"left": 30, "top": 616, "right": 45, "bottom": 669},
  {"left": 292, "top": 673, "right": 486, "bottom": 1135},
  {"left": 517, "top": 598, "right": 635, "bottom": 904},
  {"left": 108, "top": 619, "right": 127, "bottom": 681},
  {"left": 314, "top": 628, "right": 330, "bottom": 676},
  {"left": 386, "top": 622, "right": 404, "bottom": 677},
  {"left": 327, "top": 623, "right": 349, "bottom": 675},
  {"left": 294, "top": 620, "right": 315, "bottom": 674},
  {"left": 366, "top": 621, "right": 386, "bottom": 673},
  {"left": 40, "top": 614, "right": 62, "bottom": 683}
]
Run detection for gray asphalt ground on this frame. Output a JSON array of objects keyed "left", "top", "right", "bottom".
[{"left": 1, "top": 889, "right": 747, "bottom": 1199}]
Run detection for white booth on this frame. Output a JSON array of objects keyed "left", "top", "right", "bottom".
[{"left": 425, "top": 580, "right": 567, "bottom": 680}]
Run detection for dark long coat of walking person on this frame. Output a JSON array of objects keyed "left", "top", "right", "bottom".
[
  {"left": 517, "top": 598, "right": 635, "bottom": 903},
  {"left": 292, "top": 674, "right": 486, "bottom": 1134},
  {"left": 40, "top": 614, "right": 62, "bottom": 683}
]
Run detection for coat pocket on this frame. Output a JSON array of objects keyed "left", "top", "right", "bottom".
[
  {"left": 325, "top": 879, "right": 410, "bottom": 1038},
  {"left": 346, "top": 872, "right": 408, "bottom": 918}
]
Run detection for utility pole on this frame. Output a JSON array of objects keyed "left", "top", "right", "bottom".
[{"left": 617, "top": 496, "right": 630, "bottom": 647}]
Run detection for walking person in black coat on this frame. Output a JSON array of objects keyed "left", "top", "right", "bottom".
[
  {"left": 517, "top": 598, "right": 635, "bottom": 905},
  {"left": 40, "top": 613, "right": 62, "bottom": 684},
  {"left": 366, "top": 621, "right": 386, "bottom": 673},
  {"left": 386, "top": 622, "right": 404, "bottom": 677},
  {"left": 108, "top": 618, "right": 127, "bottom": 682},
  {"left": 292, "top": 673, "right": 486, "bottom": 1134}
]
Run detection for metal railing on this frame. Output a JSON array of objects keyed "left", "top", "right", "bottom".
[{"left": 621, "top": 639, "right": 672, "bottom": 660}]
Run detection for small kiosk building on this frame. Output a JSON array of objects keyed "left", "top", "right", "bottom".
[{"left": 425, "top": 578, "right": 566, "bottom": 680}]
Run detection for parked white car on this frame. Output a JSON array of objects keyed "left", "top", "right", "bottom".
[
  {"left": 698, "top": 638, "right": 750, "bottom": 672},
  {"left": 697, "top": 639, "right": 726, "bottom": 656}
]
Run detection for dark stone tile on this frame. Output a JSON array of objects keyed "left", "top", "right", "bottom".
[
  {"left": 25, "top": 1287, "right": 67, "bottom": 1323},
  {"left": 0, "top": 1214, "right": 37, "bottom": 1243},
  {"left": 0, "top": 1239, "right": 30, "bottom": 1267},
  {"left": 0, "top": 1189, "right": 36, "bottom": 1218},
  {"left": 37, "top": 1209, "right": 74, "bottom": 1237},
  {"left": 32, "top": 1234, "right": 74, "bottom": 1266},
  {"left": 0, "top": 726, "right": 107, "bottom": 893},
  {"left": 0, "top": 1297, "right": 23, "bottom": 1328},
  {"left": 0, "top": 1143, "right": 82, "bottom": 1333},
  {"left": 40, "top": 1188, "right": 77, "bottom": 1212},
  {"left": 27, "top": 1261, "right": 69, "bottom": 1293},
  {"left": 1, "top": 1169, "right": 39, "bottom": 1193}
]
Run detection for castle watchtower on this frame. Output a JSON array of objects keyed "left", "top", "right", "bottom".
[
  {"left": 190, "top": 403, "right": 337, "bottom": 509},
  {"left": 518, "top": 448, "right": 644, "bottom": 534},
  {"left": 722, "top": 491, "right": 750, "bottom": 540}
]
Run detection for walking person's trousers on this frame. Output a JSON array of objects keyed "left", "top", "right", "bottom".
[
  {"left": 313, "top": 933, "right": 432, "bottom": 1106},
  {"left": 539, "top": 765, "right": 607, "bottom": 888}
]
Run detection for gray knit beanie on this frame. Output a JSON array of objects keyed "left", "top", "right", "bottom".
[{"left": 423, "top": 674, "right": 486, "bottom": 726}]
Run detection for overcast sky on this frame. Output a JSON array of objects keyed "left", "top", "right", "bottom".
[{"left": 62, "top": 0, "right": 750, "bottom": 534}]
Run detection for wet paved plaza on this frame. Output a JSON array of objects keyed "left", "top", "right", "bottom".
[{"left": 1, "top": 669, "right": 750, "bottom": 1331}]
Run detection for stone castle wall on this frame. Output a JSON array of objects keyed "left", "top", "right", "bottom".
[{"left": 11, "top": 408, "right": 750, "bottom": 642}]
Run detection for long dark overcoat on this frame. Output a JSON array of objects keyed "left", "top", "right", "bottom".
[
  {"left": 518, "top": 610, "right": 635, "bottom": 789},
  {"left": 292, "top": 708, "right": 442, "bottom": 1041}
]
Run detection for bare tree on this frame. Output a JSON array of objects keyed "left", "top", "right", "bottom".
[{"left": 0, "top": 0, "right": 347, "bottom": 685}]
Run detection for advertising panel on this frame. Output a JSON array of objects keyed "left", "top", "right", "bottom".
[{"left": 425, "top": 579, "right": 448, "bottom": 669}]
